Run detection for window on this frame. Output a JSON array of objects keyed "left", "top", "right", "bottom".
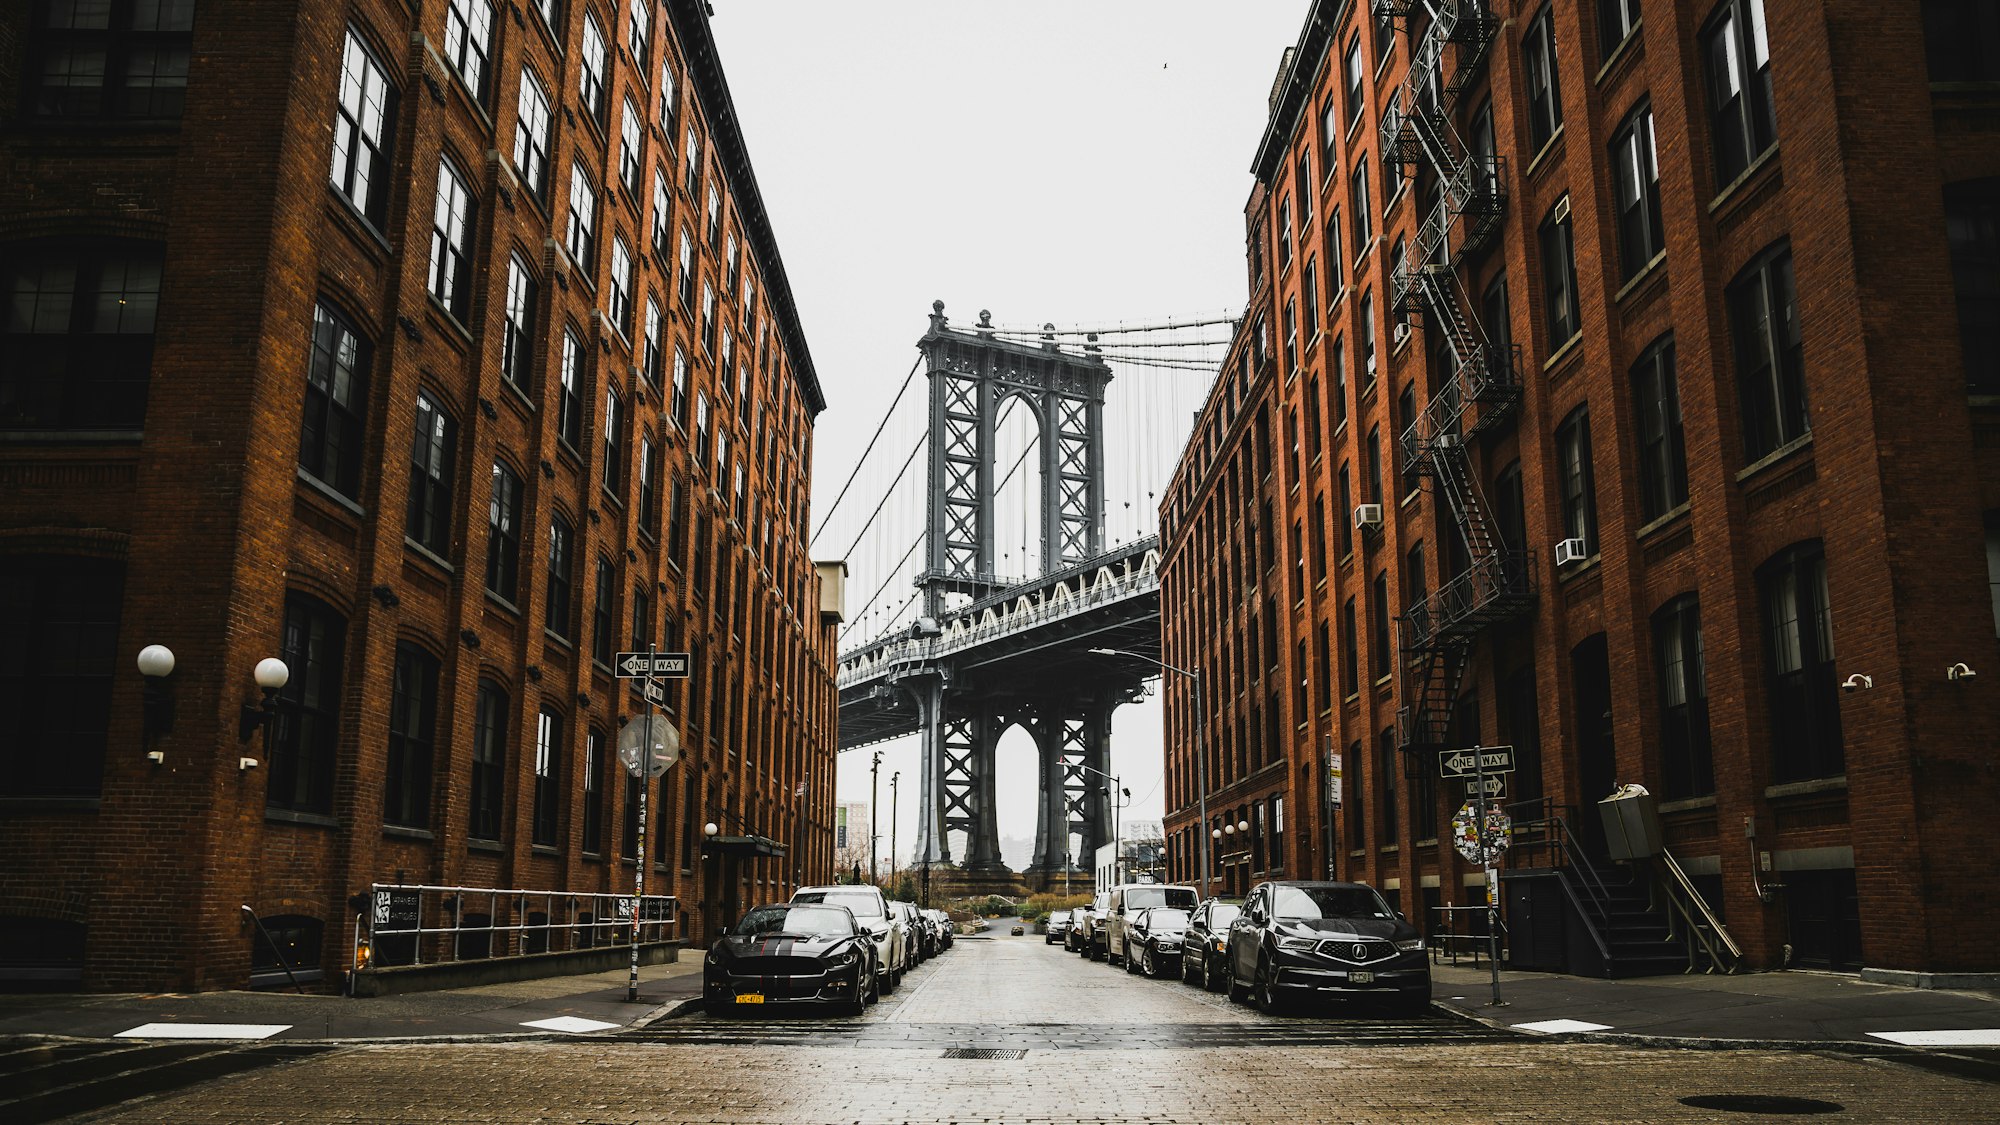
[
  {"left": 676, "top": 230, "right": 695, "bottom": 307},
  {"left": 630, "top": 586, "right": 651, "bottom": 654},
  {"left": 1302, "top": 258, "right": 1319, "bottom": 337},
  {"left": 695, "top": 391, "right": 710, "bottom": 463},
  {"left": 1374, "top": 9, "right": 1396, "bottom": 67},
  {"left": 579, "top": 12, "right": 607, "bottom": 123},
  {"left": 638, "top": 433, "right": 659, "bottom": 536},
  {"left": 2, "top": 240, "right": 162, "bottom": 430},
  {"left": 701, "top": 281, "right": 717, "bottom": 354},
  {"left": 1524, "top": 5, "right": 1563, "bottom": 151},
  {"left": 444, "top": 0, "right": 494, "bottom": 98},
  {"left": 1332, "top": 336, "right": 1348, "bottom": 428},
  {"left": 608, "top": 237, "right": 633, "bottom": 334},
  {"left": 546, "top": 515, "right": 574, "bottom": 638},
  {"left": 1343, "top": 34, "right": 1365, "bottom": 128},
  {"left": 658, "top": 54, "right": 678, "bottom": 124},
  {"left": 1311, "top": 491, "right": 1329, "bottom": 579},
  {"left": 1483, "top": 272, "right": 1512, "bottom": 363},
  {"left": 1703, "top": 0, "right": 1776, "bottom": 186},
  {"left": 557, "top": 328, "right": 583, "bottom": 448},
  {"left": 1345, "top": 739, "right": 1366, "bottom": 848},
  {"left": 1611, "top": 103, "right": 1664, "bottom": 279},
  {"left": 566, "top": 163, "right": 598, "bottom": 270},
  {"left": 667, "top": 476, "right": 689, "bottom": 567},
  {"left": 1366, "top": 425, "right": 1383, "bottom": 507},
  {"left": 1326, "top": 208, "right": 1344, "bottom": 295},
  {"left": 1351, "top": 157, "right": 1372, "bottom": 251},
  {"left": 1277, "top": 199, "right": 1293, "bottom": 272},
  {"left": 1283, "top": 299, "right": 1298, "bottom": 376},
  {"left": 1297, "top": 154, "right": 1313, "bottom": 228},
  {"left": 720, "top": 326, "right": 735, "bottom": 379},
  {"left": 331, "top": 30, "right": 396, "bottom": 225},
  {"left": 1601, "top": 0, "right": 1642, "bottom": 57},
  {"left": 0, "top": 555, "right": 123, "bottom": 797},
  {"left": 1383, "top": 145, "right": 1403, "bottom": 203},
  {"left": 487, "top": 461, "right": 523, "bottom": 602},
  {"left": 1540, "top": 198, "right": 1579, "bottom": 347},
  {"left": 1360, "top": 292, "right": 1377, "bottom": 384},
  {"left": 27, "top": 0, "right": 194, "bottom": 118},
  {"left": 705, "top": 184, "right": 721, "bottom": 247},
  {"left": 1341, "top": 598, "right": 1360, "bottom": 698},
  {"left": 502, "top": 255, "right": 536, "bottom": 390},
  {"left": 619, "top": 95, "right": 644, "bottom": 197},
  {"left": 1631, "top": 335, "right": 1687, "bottom": 519},
  {"left": 683, "top": 124, "right": 702, "bottom": 196},
  {"left": 404, "top": 393, "right": 456, "bottom": 556},
  {"left": 1556, "top": 406, "right": 1597, "bottom": 555},
  {"left": 1377, "top": 728, "right": 1398, "bottom": 843},
  {"left": 427, "top": 160, "right": 476, "bottom": 319},
  {"left": 385, "top": 643, "right": 439, "bottom": 828},
  {"left": 1370, "top": 571, "right": 1391, "bottom": 682},
  {"left": 642, "top": 297, "right": 663, "bottom": 388},
  {"left": 1397, "top": 383, "right": 1419, "bottom": 497},
  {"left": 671, "top": 344, "right": 690, "bottom": 427},
  {"left": 1945, "top": 179, "right": 2000, "bottom": 394},
  {"left": 725, "top": 231, "right": 741, "bottom": 291},
  {"left": 1729, "top": 243, "right": 1806, "bottom": 460},
  {"left": 299, "top": 301, "right": 369, "bottom": 499},
  {"left": 1761, "top": 543, "right": 1842, "bottom": 781},
  {"left": 531, "top": 0, "right": 561, "bottom": 33},
  {"left": 269, "top": 592, "right": 346, "bottom": 815},
  {"left": 1493, "top": 460, "right": 1526, "bottom": 554},
  {"left": 514, "top": 70, "right": 552, "bottom": 199},
  {"left": 1925, "top": 0, "right": 2000, "bottom": 81},
  {"left": 651, "top": 168, "right": 672, "bottom": 259},
  {"left": 470, "top": 680, "right": 507, "bottom": 840},
  {"left": 534, "top": 709, "right": 562, "bottom": 847},
  {"left": 583, "top": 729, "right": 606, "bottom": 853},
  {"left": 1653, "top": 595, "right": 1713, "bottom": 799},
  {"left": 603, "top": 387, "right": 624, "bottom": 495},
  {"left": 1321, "top": 96, "right": 1341, "bottom": 169},
  {"left": 628, "top": 0, "right": 650, "bottom": 60}
]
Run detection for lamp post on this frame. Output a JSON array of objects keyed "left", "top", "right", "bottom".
[
  {"left": 869, "top": 749, "right": 882, "bottom": 886},
  {"left": 1090, "top": 648, "right": 1210, "bottom": 895},
  {"left": 889, "top": 771, "right": 900, "bottom": 889},
  {"left": 136, "top": 644, "right": 176, "bottom": 763},
  {"left": 1074, "top": 760, "right": 1126, "bottom": 884}
]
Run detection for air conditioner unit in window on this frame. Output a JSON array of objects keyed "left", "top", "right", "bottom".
[
  {"left": 1353, "top": 503, "right": 1384, "bottom": 530},
  {"left": 1555, "top": 537, "right": 1587, "bottom": 567},
  {"left": 1436, "top": 432, "right": 1462, "bottom": 450},
  {"left": 1393, "top": 322, "right": 1410, "bottom": 345}
]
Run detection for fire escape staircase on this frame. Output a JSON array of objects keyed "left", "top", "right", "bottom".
[{"left": 1377, "top": 0, "right": 1533, "bottom": 753}]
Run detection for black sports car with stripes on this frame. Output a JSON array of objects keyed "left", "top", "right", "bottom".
[{"left": 702, "top": 903, "right": 880, "bottom": 1016}]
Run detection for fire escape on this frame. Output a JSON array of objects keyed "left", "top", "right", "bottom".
[{"left": 1377, "top": 0, "right": 1533, "bottom": 752}]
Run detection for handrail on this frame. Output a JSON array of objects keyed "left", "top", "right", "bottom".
[
  {"left": 1656, "top": 849, "right": 1743, "bottom": 972},
  {"left": 1545, "top": 869, "right": 1614, "bottom": 965},
  {"left": 241, "top": 905, "right": 308, "bottom": 993}
]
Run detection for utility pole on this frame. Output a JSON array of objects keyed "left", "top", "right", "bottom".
[
  {"left": 890, "top": 771, "right": 900, "bottom": 889},
  {"left": 870, "top": 750, "right": 882, "bottom": 886}
]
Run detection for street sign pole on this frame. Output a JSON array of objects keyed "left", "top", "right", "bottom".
[
  {"left": 1474, "top": 749, "right": 1502, "bottom": 1007},
  {"left": 628, "top": 641, "right": 654, "bottom": 1004}
]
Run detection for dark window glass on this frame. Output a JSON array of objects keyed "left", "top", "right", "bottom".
[
  {"left": 470, "top": 680, "right": 507, "bottom": 840},
  {"left": 667, "top": 475, "right": 689, "bottom": 569},
  {"left": 638, "top": 435, "right": 659, "bottom": 536},
  {"left": 1351, "top": 157, "right": 1372, "bottom": 249},
  {"left": 330, "top": 28, "right": 397, "bottom": 224},
  {"left": 1703, "top": 0, "right": 1777, "bottom": 186},
  {"left": 385, "top": 642, "right": 438, "bottom": 828},
  {"left": 514, "top": 68, "right": 552, "bottom": 198},
  {"left": 533, "top": 709, "right": 561, "bottom": 847},
  {"left": 1344, "top": 34, "right": 1365, "bottom": 127},
  {"left": 1945, "top": 179, "right": 2000, "bottom": 394},
  {"left": 269, "top": 592, "right": 346, "bottom": 815},
  {"left": 579, "top": 12, "right": 607, "bottom": 122},
  {"left": 486, "top": 461, "right": 523, "bottom": 602},
  {"left": 1556, "top": 406, "right": 1598, "bottom": 554},
  {"left": 1730, "top": 243, "right": 1807, "bottom": 460},
  {"left": 1345, "top": 740, "right": 1365, "bottom": 849},
  {"left": 1654, "top": 595, "right": 1713, "bottom": 798},
  {"left": 502, "top": 255, "right": 537, "bottom": 391},
  {"left": 1493, "top": 460, "right": 1526, "bottom": 554},
  {"left": 546, "top": 516, "right": 573, "bottom": 638},
  {"left": 1924, "top": 0, "right": 2000, "bottom": 81},
  {"left": 1370, "top": 571, "right": 1390, "bottom": 682},
  {"left": 1540, "top": 199, "right": 1579, "bottom": 346},
  {"left": 591, "top": 557, "right": 614, "bottom": 666},
  {"left": 444, "top": 0, "right": 493, "bottom": 98},
  {"left": 1600, "top": 0, "right": 1641, "bottom": 57},
  {"left": 603, "top": 387, "right": 624, "bottom": 495},
  {"left": 1632, "top": 335, "right": 1688, "bottom": 519},
  {"left": 1377, "top": 728, "right": 1398, "bottom": 843},
  {"left": 1341, "top": 597, "right": 1360, "bottom": 698},
  {"left": 300, "top": 301, "right": 369, "bottom": 499},
  {"left": 428, "top": 160, "right": 475, "bottom": 319},
  {"left": 557, "top": 329, "right": 584, "bottom": 448},
  {"left": 406, "top": 393, "right": 456, "bottom": 555},
  {"left": 27, "top": 0, "right": 194, "bottom": 118},
  {"left": 1760, "top": 542, "right": 1842, "bottom": 782},
  {"left": 583, "top": 729, "right": 605, "bottom": 854},
  {"left": 1, "top": 240, "right": 160, "bottom": 430},
  {"left": 1611, "top": 103, "right": 1664, "bottom": 280},
  {"left": 1396, "top": 383, "right": 1419, "bottom": 497},
  {"left": 1524, "top": 5, "right": 1563, "bottom": 150},
  {"left": 0, "top": 555, "right": 122, "bottom": 797}
]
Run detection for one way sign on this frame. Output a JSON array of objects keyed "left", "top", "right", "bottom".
[
  {"left": 1439, "top": 746, "right": 1515, "bottom": 778},
  {"left": 616, "top": 652, "right": 692, "bottom": 679}
]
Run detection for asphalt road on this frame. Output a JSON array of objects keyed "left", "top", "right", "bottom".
[{"left": 20, "top": 930, "right": 2000, "bottom": 1123}]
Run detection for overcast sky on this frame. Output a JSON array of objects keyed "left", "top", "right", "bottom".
[{"left": 709, "top": 2, "right": 1306, "bottom": 871}]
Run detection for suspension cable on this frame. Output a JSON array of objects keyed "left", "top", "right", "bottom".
[
  {"left": 972, "top": 312, "right": 1241, "bottom": 336},
  {"left": 809, "top": 353, "right": 923, "bottom": 549},
  {"left": 839, "top": 432, "right": 927, "bottom": 563}
]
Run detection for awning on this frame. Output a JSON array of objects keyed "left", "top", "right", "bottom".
[{"left": 701, "top": 834, "right": 788, "bottom": 858}]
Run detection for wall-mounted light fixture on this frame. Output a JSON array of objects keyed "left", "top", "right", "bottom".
[
  {"left": 237, "top": 658, "right": 290, "bottom": 770},
  {"left": 1841, "top": 673, "right": 1873, "bottom": 692},
  {"left": 136, "top": 644, "right": 176, "bottom": 763},
  {"left": 1948, "top": 662, "right": 1978, "bottom": 681}
]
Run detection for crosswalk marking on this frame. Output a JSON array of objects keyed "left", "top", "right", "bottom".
[
  {"left": 114, "top": 1023, "right": 292, "bottom": 1040},
  {"left": 1867, "top": 1029, "right": 2000, "bottom": 1046},
  {"left": 522, "top": 1016, "right": 623, "bottom": 1034},
  {"left": 1512, "top": 1019, "right": 1613, "bottom": 1034}
]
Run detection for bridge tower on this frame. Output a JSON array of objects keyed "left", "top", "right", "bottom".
[{"left": 909, "top": 302, "right": 1117, "bottom": 882}]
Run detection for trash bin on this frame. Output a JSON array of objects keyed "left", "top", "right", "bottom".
[{"left": 1597, "top": 783, "right": 1663, "bottom": 861}]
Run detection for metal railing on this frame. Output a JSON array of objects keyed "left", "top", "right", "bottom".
[
  {"left": 1655, "top": 850, "right": 1744, "bottom": 974},
  {"left": 356, "top": 884, "right": 678, "bottom": 971}
]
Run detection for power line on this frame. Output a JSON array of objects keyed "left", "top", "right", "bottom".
[{"left": 809, "top": 353, "right": 923, "bottom": 549}]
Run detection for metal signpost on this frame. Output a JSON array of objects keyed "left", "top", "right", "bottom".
[
  {"left": 1326, "top": 748, "right": 1342, "bottom": 880},
  {"left": 615, "top": 646, "right": 689, "bottom": 1002},
  {"left": 1444, "top": 744, "right": 1513, "bottom": 1007}
]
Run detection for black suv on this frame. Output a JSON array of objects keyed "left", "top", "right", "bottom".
[
  {"left": 1225, "top": 881, "right": 1430, "bottom": 1015},
  {"left": 1180, "top": 897, "right": 1242, "bottom": 992}
]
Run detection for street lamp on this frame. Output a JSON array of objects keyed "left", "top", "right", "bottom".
[
  {"left": 136, "top": 644, "right": 176, "bottom": 762},
  {"left": 1074, "top": 760, "right": 1126, "bottom": 884},
  {"left": 1090, "top": 648, "right": 1211, "bottom": 897},
  {"left": 236, "top": 656, "right": 289, "bottom": 770}
]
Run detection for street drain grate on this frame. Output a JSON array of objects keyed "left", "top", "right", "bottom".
[
  {"left": 1678, "top": 1095, "right": 1845, "bottom": 1115},
  {"left": 942, "top": 1048, "right": 1027, "bottom": 1059}
]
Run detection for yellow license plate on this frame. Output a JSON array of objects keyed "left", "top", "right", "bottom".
[
  {"left": 1350, "top": 971, "right": 1374, "bottom": 984},
  {"left": 734, "top": 994, "right": 765, "bottom": 1004}
]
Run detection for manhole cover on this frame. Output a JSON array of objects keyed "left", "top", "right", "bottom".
[
  {"left": 1679, "top": 1095, "right": 1845, "bottom": 1115},
  {"left": 941, "top": 1048, "right": 1027, "bottom": 1059}
]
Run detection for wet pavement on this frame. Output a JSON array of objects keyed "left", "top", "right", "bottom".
[{"left": 7, "top": 930, "right": 1996, "bottom": 1123}]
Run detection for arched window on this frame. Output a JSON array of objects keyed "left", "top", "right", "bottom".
[
  {"left": 1653, "top": 595, "right": 1714, "bottom": 798},
  {"left": 1, "top": 239, "right": 162, "bottom": 430},
  {"left": 269, "top": 592, "right": 347, "bottom": 816},
  {"left": 1760, "top": 542, "right": 1843, "bottom": 781},
  {"left": 0, "top": 554, "right": 123, "bottom": 797}
]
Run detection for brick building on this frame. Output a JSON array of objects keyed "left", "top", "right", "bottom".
[
  {"left": 0, "top": 0, "right": 839, "bottom": 991},
  {"left": 1159, "top": 0, "right": 2000, "bottom": 976}
]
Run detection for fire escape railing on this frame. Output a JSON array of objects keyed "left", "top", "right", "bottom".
[{"left": 1377, "top": 0, "right": 1532, "bottom": 753}]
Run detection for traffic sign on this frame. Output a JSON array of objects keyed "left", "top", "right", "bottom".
[
  {"left": 618, "top": 715, "right": 681, "bottom": 778},
  {"left": 615, "top": 651, "right": 692, "bottom": 678},
  {"left": 1464, "top": 775, "right": 1505, "bottom": 796},
  {"left": 1452, "top": 802, "right": 1512, "bottom": 865},
  {"left": 1439, "top": 745, "right": 1514, "bottom": 778},
  {"left": 641, "top": 678, "right": 667, "bottom": 707}
]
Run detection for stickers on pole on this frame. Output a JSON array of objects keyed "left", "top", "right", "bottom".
[
  {"left": 1452, "top": 802, "right": 1512, "bottom": 865},
  {"left": 618, "top": 715, "right": 681, "bottom": 778}
]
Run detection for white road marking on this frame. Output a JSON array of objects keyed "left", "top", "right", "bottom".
[
  {"left": 1868, "top": 1029, "right": 2000, "bottom": 1046},
  {"left": 522, "top": 1016, "right": 622, "bottom": 1033},
  {"left": 115, "top": 1023, "right": 291, "bottom": 1040},
  {"left": 1512, "top": 1018, "right": 1612, "bottom": 1034}
]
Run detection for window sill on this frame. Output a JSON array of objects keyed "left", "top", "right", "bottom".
[
  {"left": 1556, "top": 553, "right": 1602, "bottom": 582},
  {"left": 468, "top": 839, "right": 506, "bottom": 854},
  {"left": 1707, "top": 145, "right": 1781, "bottom": 217},
  {"left": 532, "top": 844, "right": 561, "bottom": 857},
  {"left": 1734, "top": 432, "right": 1814, "bottom": 484},
  {"left": 1657, "top": 795, "right": 1716, "bottom": 814},
  {"left": 324, "top": 185, "right": 393, "bottom": 256},
  {"left": 0, "top": 429, "right": 144, "bottom": 445},
  {"left": 1634, "top": 503, "right": 1690, "bottom": 543},
  {"left": 405, "top": 537, "right": 455, "bottom": 574},
  {"left": 543, "top": 628, "right": 574, "bottom": 650},
  {"left": 1415, "top": 838, "right": 1439, "bottom": 849},
  {"left": 1399, "top": 487, "right": 1421, "bottom": 510},
  {"left": 501, "top": 376, "right": 539, "bottom": 419},
  {"left": 296, "top": 467, "right": 365, "bottom": 518},
  {"left": 484, "top": 589, "right": 522, "bottom": 617},
  {"left": 1613, "top": 250, "right": 1668, "bottom": 305},
  {"left": 266, "top": 808, "right": 339, "bottom": 829},
  {"left": 1525, "top": 125, "right": 1566, "bottom": 180},
  {"left": 1377, "top": 844, "right": 1400, "bottom": 855},
  {"left": 0, "top": 796, "right": 100, "bottom": 814},
  {"left": 383, "top": 824, "right": 434, "bottom": 841},
  {"left": 1765, "top": 776, "right": 1847, "bottom": 800},
  {"left": 1594, "top": 23, "right": 1644, "bottom": 87},
  {"left": 425, "top": 294, "right": 475, "bottom": 345}
]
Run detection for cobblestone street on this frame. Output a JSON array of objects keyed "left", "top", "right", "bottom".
[{"left": 42, "top": 934, "right": 2000, "bottom": 1124}]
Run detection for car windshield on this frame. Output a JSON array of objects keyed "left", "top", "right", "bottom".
[
  {"left": 1207, "top": 904, "right": 1242, "bottom": 928},
  {"left": 1049, "top": 911, "right": 1069, "bottom": 922},
  {"left": 733, "top": 905, "right": 855, "bottom": 937},
  {"left": 1123, "top": 887, "right": 1197, "bottom": 911},
  {"left": 1143, "top": 909, "right": 1190, "bottom": 929},
  {"left": 1270, "top": 886, "right": 1394, "bottom": 920},
  {"left": 794, "top": 890, "right": 885, "bottom": 919}
]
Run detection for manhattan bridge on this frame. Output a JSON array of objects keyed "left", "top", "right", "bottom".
[{"left": 820, "top": 301, "right": 1232, "bottom": 888}]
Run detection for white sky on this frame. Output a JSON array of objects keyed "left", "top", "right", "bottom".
[{"left": 709, "top": 1, "right": 1306, "bottom": 870}]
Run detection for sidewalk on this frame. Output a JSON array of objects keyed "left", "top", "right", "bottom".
[
  {"left": 0, "top": 959, "right": 706, "bottom": 1043},
  {"left": 1430, "top": 960, "right": 2000, "bottom": 1048}
]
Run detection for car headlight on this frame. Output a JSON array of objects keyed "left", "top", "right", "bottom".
[
  {"left": 1276, "top": 936, "right": 1318, "bottom": 952},
  {"left": 1395, "top": 938, "right": 1424, "bottom": 952},
  {"left": 829, "top": 952, "right": 859, "bottom": 967},
  {"left": 1213, "top": 939, "right": 1227, "bottom": 952}
]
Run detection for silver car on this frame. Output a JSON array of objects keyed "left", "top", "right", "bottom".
[{"left": 793, "top": 885, "right": 907, "bottom": 993}]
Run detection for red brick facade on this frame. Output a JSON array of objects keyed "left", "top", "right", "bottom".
[
  {"left": 1159, "top": 0, "right": 2000, "bottom": 974},
  {"left": 0, "top": 0, "right": 838, "bottom": 991}
]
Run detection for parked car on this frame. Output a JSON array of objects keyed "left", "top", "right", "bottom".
[
  {"left": 1181, "top": 898, "right": 1243, "bottom": 992},
  {"left": 1226, "top": 881, "right": 1430, "bottom": 1015},
  {"left": 1100, "top": 883, "right": 1199, "bottom": 966},
  {"left": 1073, "top": 892, "right": 1110, "bottom": 958},
  {"left": 792, "top": 885, "right": 907, "bottom": 995},
  {"left": 702, "top": 902, "right": 878, "bottom": 1016},
  {"left": 1044, "top": 909, "right": 1072, "bottom": 945},
  {"left": 893, "top": 901, "right": 930, "bottom": 962},
  {"left": 925, "top": 908, "right": 954, "bottom": 950},
  {"left": 1123, "top": 906, "right": 1192, "bottom": 978}
]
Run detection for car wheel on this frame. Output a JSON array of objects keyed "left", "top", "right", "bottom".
[
  {"left": 1141, "top": 946, "right": 1155, "bottom": 977},
  {"left": 865, "top": 967, "right": 881, "bottom": 1005},
  {"left": 880, "top": 967, "right": 897, "bottom": 995},
  {"left": 1226, "top": 962, "right": 1251, "bottom": 1004},
  {"left": 1204, "top": 954, "right": 1224, "bottom": 993},
  {"left": 1091, "top": 937, "right": 1106, "bottom": 962},
  {"left": 837, "top": 968, "right": 867, "bottom": 1017},
  {"left": 1125, "top": 945, "right": 1141, "bottom": 974},
  {"left": 1182, "top": 951, "right": 1199, "bottom": 986},
  {"left": 1254, "top": 957, "right": 1288, "bottom": 1016}
]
